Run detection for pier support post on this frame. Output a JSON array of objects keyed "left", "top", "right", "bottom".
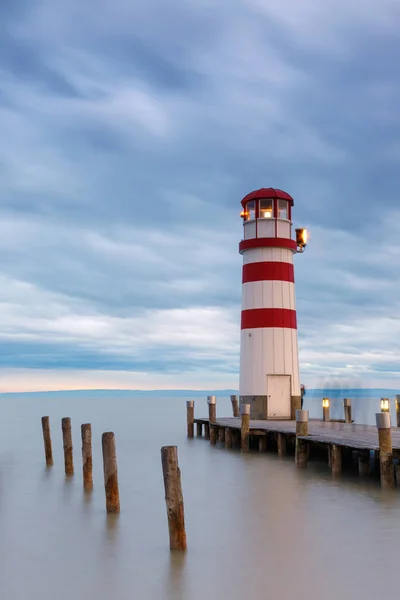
[
  {"left": 218, "top": 427, "right": 225, "bottom": 443},
  {"left": 295, "top": 410, "right": 309, "bottom": 468},
  {"left": 396, "top": 395, "right": 400, "bottom": 427},
  {"left": 204, "top": 422, "right": 210, "bottom": 440},
  {"left": 331, "top": 444, "right": 342, "bottom": 476},
  {"left": 207, "top": 396, "right": 216, "bottom": 423},
  {"left": 231, "top": 395, "right": 240, "bottom": 418},
  {"left": 81, "top": 424, "right": 93, "bottom": 490},
  {"left": 259, "top": 435, "right": 267, "bottom": 452},
  {"left": 358, "top": 451, "right": 371, "bottom": 476},
  {"left": 161, "top": 446, "right": 187, "bottom": 551},
  {"left": 277, "top": 433, "right": 286, "bottom": 457},
  {"left": 102, "top": 432, "right": 120, "bottom": 513},
  {"left": 210, "top": 425, "right": 217, "bottom": 446},
  {"left": 61, "top": 417, "right": 74, "bottom": 476},
  {"left": 376, "top": 413, "right": 395, "bottom": 489},
  {"left": 186, "top": 401, "right": 194, "bottom": 438},
  {"left": 196, "top": 422, "right": 202, "bottom": 437},
  {"left": 225, "top": 428, "right": 232, "bottom": 449},
  {"left": 343, "top": 398, "right": 352, "bottom": 424},
  {"left": 41, "top": 416, "right": 53, "bottom": 466},
  {"left": 322, "top": 398, "right": 330, "bottom": 422},
  {"left": 241, "top": 404, "right": 250, "bottom": 452}
]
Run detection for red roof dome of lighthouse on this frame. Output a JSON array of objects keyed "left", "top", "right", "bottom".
[{"left": 241, "top": 188, "right": 294, "bottom": 207}]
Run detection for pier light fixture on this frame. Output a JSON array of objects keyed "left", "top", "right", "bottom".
[
  {"left": 380, "top": 398, "right": 390, "bottom": 413},
  {"left": 295, "top": 228, "right": 308, "bottom": 253},
  {"left": 322, "top": 398, "right": 330, "bottom": 408}
]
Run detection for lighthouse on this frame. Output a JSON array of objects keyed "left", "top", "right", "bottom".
[{"left": 239, "top": 188, "right": 307, "bottom": 420}]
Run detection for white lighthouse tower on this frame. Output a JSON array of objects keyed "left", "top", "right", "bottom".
[{"left": 239, "top": 188, "right": 307, "bottom": 420}]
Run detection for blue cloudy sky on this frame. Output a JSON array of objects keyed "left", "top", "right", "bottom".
[{"left": 1, "top": 0, "right": 400, "bottom": 392}]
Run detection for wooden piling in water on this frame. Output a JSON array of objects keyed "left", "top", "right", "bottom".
[
  {"left": 61, "top": 417, "right": 74, "bottom": 476},
  {"left": 218, "top": 427, "right": 225, "bottom": 443},
  {"left": 343, "top": 398, "right": 352, "bottom": 424},
  {"left": 241, "top": 404, "right": 250, "bottom": 452},
  {"left": 225, "top": 428, "right": 233, "bottom": 449},
  {"left": 161, "top": 446, "right": 187, "bottom": 551},
  {"left": 102, "top": 432, "right": 120, "bottom": 513},
  {"left": 277, "top": 433, "right": 286, "bottom": 457},
  {"left": 204, "top": 422, "right": 210, "bottom": 440},
  {"left": 231, "top": 395, "right": 240, "bottom": 417},
  {"left": 196, "top": 422, "right": 202, "bottom": 437},
  {"left": 210, "top": 425, "right": 217, "bottom": 446},
  {"left": 186, "top": 401, "right": 194, "bottom": 438},
  {"left": 331, "top": 444, "right": 342, "bottom": 476},
  {"left": 41, "top": 416, "right": 53, "bottom": 466},
  {"left": 207, "top": 396, "right": 216, "bottom": 423},
  {"left": 259, "top": 435, "right": 267, "bottom": 452},
  {"left": 358, "top": 451, "right": 371, "bottom": 477},
  {"left": 81, "top": 424, "right": 93, "bottom": 490},
  {"left": 376, "top": 413, "right": 395, "bottom": 489},
  {"left": 295, "top": 410, "right": 309, "bottom": 468}
]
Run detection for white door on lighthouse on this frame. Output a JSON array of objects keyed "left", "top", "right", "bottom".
[{"left": 267, "top": 375, "right": 291, "bottom": 419}]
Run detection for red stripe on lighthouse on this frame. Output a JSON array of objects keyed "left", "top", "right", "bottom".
[
  {"left": 241, "top": 308, "right": 297, "bottom": 330},
  {"left": 242, "top": 262, "right": 294, "bottom": 284}
]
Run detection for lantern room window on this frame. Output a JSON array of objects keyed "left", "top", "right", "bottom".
[
  {"left": 259, "top": 199, "right": 273, "bottom": 219},
  {"left": 278, "top": 199, "right": 288, "bottom": 220},
  {"left": 246, "top": 200, "right": 256, "bottom": 221}
]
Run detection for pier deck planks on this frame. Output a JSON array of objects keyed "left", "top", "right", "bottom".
[{"left": 194, "top": 417, "right": 400, "bottom": 452}]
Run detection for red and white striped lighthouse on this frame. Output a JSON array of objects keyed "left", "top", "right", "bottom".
[{"left": 239, "top": 188, "right": 307, "bottom": 420}]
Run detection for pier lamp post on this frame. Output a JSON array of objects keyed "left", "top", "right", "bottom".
[
  {"left": 322, "top": 398, "right": 330, "bottom": 422},
  {"left": 380, "top": 398, "right": 390, "bottom": 413}
]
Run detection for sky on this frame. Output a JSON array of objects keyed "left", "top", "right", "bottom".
[{"left": 1, "top": 0, "right": 400, "bottom": 392}]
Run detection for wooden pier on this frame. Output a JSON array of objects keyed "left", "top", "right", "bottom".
[{"left": 191, "top": 402, "right": 400, "bottom": 486}]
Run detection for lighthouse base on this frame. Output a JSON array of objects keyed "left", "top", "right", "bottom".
[{"left": 239, "top": 395, "right": 301, "bottom": 420}]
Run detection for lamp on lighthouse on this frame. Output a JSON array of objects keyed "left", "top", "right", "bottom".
[{"left": 296, "top": 228, "right": 308, "bottom": 253}]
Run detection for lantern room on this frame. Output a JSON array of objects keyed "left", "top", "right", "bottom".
[{"left": 240, "top": 188, "right": 294, "bottom": 242}]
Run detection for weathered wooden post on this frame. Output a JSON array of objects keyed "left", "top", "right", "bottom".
[
  {"left": 231, "top": 395, "right": 240, "bottom": 417},
  {"left": 41, "top": 416, "right": 53, "bottom": 466},
  {"left": 241, "top": 403, "right": 250, "bottom": 452},
  {"left": 259, "top": 435, "right": 267, "bottom": 452},
  {"left": 102, "top": 432, "right": 120, "bottom": 513},
  {"left": 331, "top": 444, "right": 342, "bottom": 476},
  {"left": 196, "top": 422, "right": 202, "bottom": 437},
  {"left": 295, "top": 410, "right": 309, "bottom": 468},
  {"left": 207, "top": 395, "right": 216, "bottom": 423},
  {"left": 343, "top": 398, "right": 352, "bottom": 424},
  {"left": 277, "top": 433, "right": 286, "bottom": 457},
  {"left": 225, "top": 428, "right": 233, "bottom": 449},
  {"left": 380, "top": 398, "right": 390, "bottom": 413},
  {"left": 81, "top": 424, "right": 93, "bottom": 490},
  {"left": 218, "top": 427, "right": 225, "bottom": 443},
  {"left": 322, "top": 398, "right": 330, "bottom": 422},
  {"left": 161, "top": 446, "right": 187, "bottom": 551},
  {"left": 396, "top": 395, "right": 400, "bottom": 427},
  {"left": 61, "top": 417, "right": 74, "bottom": 476},
  {"left": 210, "top": 425, "right": 217, "bottom": 446},
  {"left": 186, "top": 401, "right": 194, "bottom": 438},
  {"left": 375, "top": 413, "right": 395, "bottom": 489}
]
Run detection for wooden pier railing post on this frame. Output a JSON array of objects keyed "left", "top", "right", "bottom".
[
  {"left": 61, "top": 417, "right": 74, "bottom": 476},
  {"left": 241, "top": 404, "right": 250, "bottom": 452},
  {"left": 41, "top": 416, "right": 53, "bottom": 466},
  {"left": 81, "top": 424, "right": 93, "bottom": 490},
  {"left": 231, "top": 395, "right": 240, "bottom": 417},
  {"left": 331, "top": 444, "right": 342, "bottom": 476},
  {"left": 396, "top": 395, "right": 400, "bottom": 427},
  {"left": 322, "top": 398, "right": 330, "bottom": 422},
  {"left": 102, "top": 432, "right": 120, "bottom": 513},
  {"left": 375, "top": 413, "right": 395, "bottom": 489},
  {"left": 207, "top": 396, "right": 216, "bottom": 423},
  {"left": 295, "top": 410, "right": 309, "bottom": 468},
  {"left": 186, "top": 401, "right": 194, "bottom": 438},
  {"left": 161, "top": 446, "right": 187, "bottom": 551},
  {"left": 343, "top": 398, "right": 352, "bottom": 424}
]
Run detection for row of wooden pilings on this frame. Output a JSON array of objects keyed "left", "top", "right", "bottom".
[
  {"left": 187, "top": 396, "right": 400, "bottom": 490},
  {"left": 41, "top": 417, "right": 186, "bottom": 550}
]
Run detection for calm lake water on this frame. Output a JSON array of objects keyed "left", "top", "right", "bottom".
[{"left": 1, "top": 393, "right": 399, "bottom": 600}]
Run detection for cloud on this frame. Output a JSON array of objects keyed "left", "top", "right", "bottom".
[{"left": 1, "top": 0, "right": 400, "bottom": 391}]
